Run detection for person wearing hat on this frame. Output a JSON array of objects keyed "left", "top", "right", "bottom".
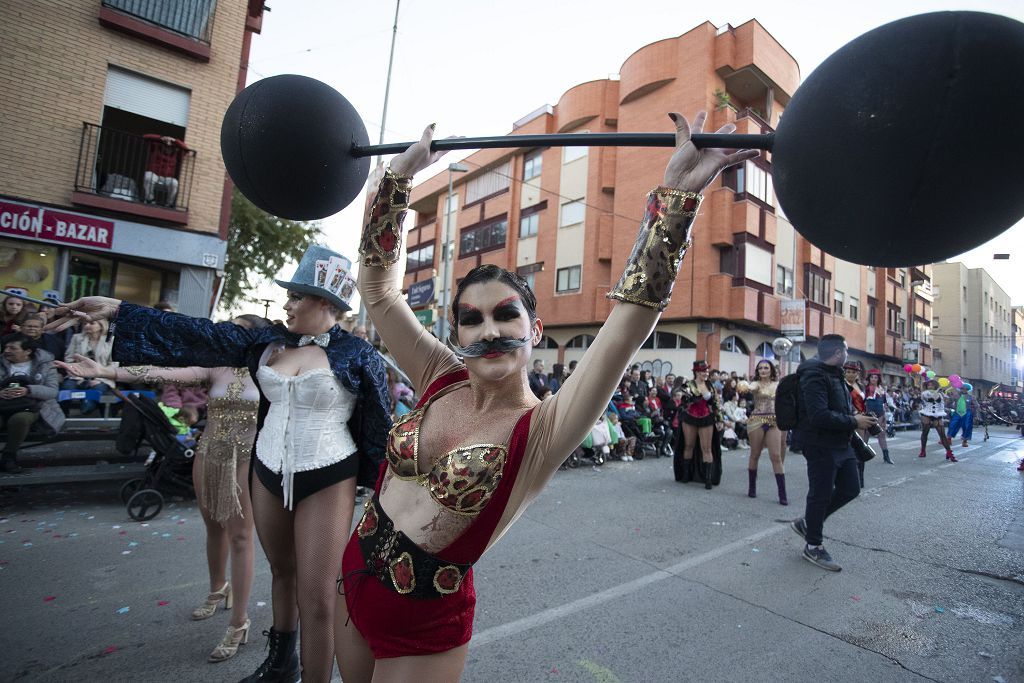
[
  {"left": 46, "top": 244, "right": 392, "bottom": 683},
  {"left": 677, "top": 359, "right": 724, "bottom": 489},
  {"left": 919, "top": 378, "right": 956, "bottom": 461},
  {"left": 864, "top": 368, "right": 893, "bottom": 464},
  {"left": 946, "top": 385, "right": 975, "bottom": 448},
  {"left": 843, "top": 360, "right": 868, "bottom": 485}
]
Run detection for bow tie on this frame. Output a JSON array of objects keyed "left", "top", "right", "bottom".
[{"left": 297, "top": 332, "right": 331, "bottom": 348}]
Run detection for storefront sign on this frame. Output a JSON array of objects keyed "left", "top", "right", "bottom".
[
  {"left": 407, "top": 279, "right": 435, "bottom": 308},
  {"left": 0, "top": 200, "right": 114, "bottom": 249},
  {"left": 901, "top": 341, "right": 921, "bottom": 364},
  {"left": 780, "top": 299, "right": 806, "bottom": 342},
  {"left": 414, "top": 308, "right": 435, "bottom": 327}
]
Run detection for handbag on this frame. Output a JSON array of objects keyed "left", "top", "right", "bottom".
[{"left": 850, "top": 432, "right": 876, "bottom": 463}]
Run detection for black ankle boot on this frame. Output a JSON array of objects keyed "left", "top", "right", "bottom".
[
  {"left": 1, "top": 452, "right": 24, "bottom": 474},
  {"left": 681, "top": 459, "right": 694, "bottom": 482},
  {"left": 239, "top": 627, "right": 300, "bottom": 683},
  {"left": 702, "top": 462, "right": 712, "bottom": 490},
  {"left": 882, "top": 449, "right": 893, "bottom": 464}
]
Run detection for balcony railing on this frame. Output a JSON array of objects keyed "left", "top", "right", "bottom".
[
  {"left": 75, "top": 123, "right": 196, "bottom": 219},
  {"left": 102, "top": 0, "right": 217, "bottom": 44}
]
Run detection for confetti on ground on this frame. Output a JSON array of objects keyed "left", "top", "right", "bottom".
[
  {"left": 68, "top": 532, "right": 78, "bottom": 538},
  {"left": 176, "top": 537, "right": 185, "bottom": 541},
  {"left": 161, "top": 533, "right": 171, "bottom": 538},
  {"left": 751, "top": 548, "right": 760, "bottom": 553},
  {"left": 87, "top": 516, "right": 94, "bottom": 520},
  {"left": 122, "top": 551, "right": 132, "bottom": 555},
  {"left": 118, "top": 531, "right": 127, "bottom": 536},
  {"left": 116, "top": 607, "right": 130, "bottom": 614},
  {"left": 112, "top": 525, "right": 121, "bottom": 529},
  {"left": 256, "top": 601, "right": 266, "bottom": 607},
  {"left": 158, "top": 600, "right": 170, "bottom": 606},
  {"left": 177, "top": 520, "right": 185, "bottom": 525},
  {"left": 43, "top": 596, "right": 56, "bottom": 602},
  {"left": 22, "top": 542, "right": 33, "bottom": 548},
  {"left": 851, "top": 596, "right": 861, "bottom": 602},
  {"left": 978, "top": 652, "right": 993, "bottom": 658},
  {"left": 128, "top": 542, "right": 138, "bottom": 547},
  {"left": 935, "top": 606, "right": 945, "bottom": 613},
  {"left": 102, "top": 646, "right": 117, "bottom": 655},
  {"left": 171, "top": 515, "right": 179, "bottom": 520}
]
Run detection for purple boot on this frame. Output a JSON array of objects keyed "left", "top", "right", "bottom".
[
  {"left": 747, "top": 469, "right": 757, "bottom": 498},
  {"left": 775, "top": 473, "right": 788, "bottom": 506}
]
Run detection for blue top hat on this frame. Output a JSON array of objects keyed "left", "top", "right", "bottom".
[{"left": 274, "top": 244, "right": 355, "bottom": 312}]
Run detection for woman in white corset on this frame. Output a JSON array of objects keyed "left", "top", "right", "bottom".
[
  {"left": 57, "top": 314, "right": 269, "bottom": 665},
  {"left": 48, "top": 245, "right": 391, "bottom": 683}
]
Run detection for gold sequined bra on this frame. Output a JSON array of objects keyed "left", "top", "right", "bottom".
[{"left": 386, "top": 404, "right": 507, "bottom": 516}]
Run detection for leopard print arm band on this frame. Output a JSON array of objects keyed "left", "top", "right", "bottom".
[
  {"left": 358, "top": 168, "right": 413, "bottom": 269},
  {"left": 607, "top": 187, "right": 702, "bottom": 311}
]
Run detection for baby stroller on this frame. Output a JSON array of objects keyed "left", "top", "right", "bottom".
[{"left": 116, "top": 392, "right": 196, "bottom": 521}]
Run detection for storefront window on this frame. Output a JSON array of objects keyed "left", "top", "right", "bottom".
[
  {"left": 114, "top": 261, "right": 164, "bottom": 305},
  {"left": 66, "top": 251, "right": 114, "bottom": 300},
  {"left": 0, "top": 238, "right": 59, "bottom": 300}
]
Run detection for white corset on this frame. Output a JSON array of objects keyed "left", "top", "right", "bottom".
[{"left": 255, "top": 366, "right": 358, "bottom": 509}]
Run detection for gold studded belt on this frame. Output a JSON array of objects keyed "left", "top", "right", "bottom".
[{"left": 354, "top": 496, "right": 471, "bottom": 599}]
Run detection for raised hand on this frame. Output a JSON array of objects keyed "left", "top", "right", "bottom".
[
  {"left": 389, "top": 124, "right": 449, "bottom": 177},
  {"left": 44, "top": 296, "right": 122, "bottom": 333},
  {"left": 663, "top": 111, "right": 760, "bottom": 193},
  {"left": 52, "top": 354, "right": 109, "bottom": 380}
]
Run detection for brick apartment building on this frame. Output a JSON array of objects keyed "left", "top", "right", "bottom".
[
  {"left": 404, "top": 20, "right": 931, "bottom": 383},
  {"left": 0, "top": 0, "right": 264, "bottom": 316}
]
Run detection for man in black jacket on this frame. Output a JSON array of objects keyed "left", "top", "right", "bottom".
[{"left": 790, "top": 334, "right": 877, "bottom": 571}]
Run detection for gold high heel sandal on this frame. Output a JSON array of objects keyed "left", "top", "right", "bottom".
[
  {"left": 191, "top": 581, "right": 231, "bottom": 621},
  {"left": 208, "top": 618, "right": 250, "bottom": 663}
]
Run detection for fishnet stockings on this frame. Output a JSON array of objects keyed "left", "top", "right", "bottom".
[{"left": 251, "top": 474, "right": 356, "bottom": 683}]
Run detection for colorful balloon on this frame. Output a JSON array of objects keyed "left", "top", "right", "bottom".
[
  {"left": 962, "top": 382, "right": 973, "bottom": 392},
  {"left": 912, "top": 364, "right": 922, "bottom": 373},
  {"left": 904, "top": 364, "right": 913, "bottom": 373},
  {"left": 938, "top": 377, "right": 950, "bottom": 388},
  {"left": 949, "top": 374, "right": 961, "bottom": 383},
  {"left": 926, "top": 370, "right": 936, "bottom": 379}
]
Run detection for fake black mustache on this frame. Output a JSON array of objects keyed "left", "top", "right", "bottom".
[{"left": 449, "top": 335, "right": 531, "bottom": 358}]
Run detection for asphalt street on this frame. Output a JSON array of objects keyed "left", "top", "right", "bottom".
[{"left": 1, "top": 427, "right": 1022, "bottom": 682}]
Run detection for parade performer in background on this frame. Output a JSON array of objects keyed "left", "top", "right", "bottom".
[
  {"left": 746, "top": 359, "right": 786, "bottom": 504},
  {"left": 47, "top": 246, "right": 391, "bottom": 683},
  {"left": 678, "top": 360, "right": 725, "bottom": 490},
  {"left": 57, "top": 314, "right": 269, "bottom": 664},
  {"left": 919, "top": 378, "right": 956, "bottom": 462},
  {"left": 863, "top": 369, "right": 893, "bottom": 464},
  {"left": 336, "top": 111, "right": 756, "bottom": 681},
  {"left": 843, "top": 360, "right": 868, "bottom": 485},
  {"left": 946, "top": 385, "right": 975, "bottom": 448}
]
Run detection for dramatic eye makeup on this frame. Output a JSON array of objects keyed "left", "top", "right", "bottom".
[
  {"left": 493, "top": 296, "right": 522, "bottom": 321},
  {"left": 457, "top": 303, "right": 482, "bottom": 326}
]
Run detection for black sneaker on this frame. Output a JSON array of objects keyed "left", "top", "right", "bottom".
[
  {"left": 790, "top": 518, "right": 807, "bottom": 539},
  {"left": 803, "top": 545, "right": 842, "bottom": 572}
]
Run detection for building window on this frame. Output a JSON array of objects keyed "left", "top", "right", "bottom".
[
  {"left": 523, "top": 272, "right": 535, "bottom": 290},
  {"left": 641, "top": 332, "right": 697, "bottom": 350},
  {"left": 849, "top": 296, "right": 859, "bottom": 321},
  {"left": 963, "top": 317, "right": 967, "bottom": 332},
  {"left": 102, "top": 0, "right": 217, "bottom": 44},
  {"left": 459, "top": 219, "right": 507, "bottom": 257},
  {"left": 523, "top": 152, "right": 542, "bottom": 180},
  {"left": 735, "top": 160, "right": 774, "bottom": 205},
  {"left": 560, "top": 199, "right": 585, "bottom": 227},
  {"left": 806, "top": 269, "right": 829, "bottom": 307},
  {"left": 834, "top": 290, "right": 845, "bottom": 316},
  {"left": 464, "top": 162, "right": 511, "bottom": 204},
  {"left": 566, "top": 334, "right": 594, "bottom": 348},
  {"left": 745, "top": 243, "right": 773, "bottom": 286},
  {"left": 563, "top": 144, "right": 587, "bottom": 163},
  {"left": 519, "top": 213, "right": 539, "bottom": 239},
  {"left": 931, "top": 315, "right": 939, "bottom": 328},
  {"left": 406, "top": 243, "right": 434, "bottom": 272},
  {"left": 719, "top": 246, "right": 737, "bottom": 276},
  {"left": 775, "top": 265, "right": 793, "bottom": 296},
  {"left": 556, "top": 265, "right": 581, "bottom": 293}
]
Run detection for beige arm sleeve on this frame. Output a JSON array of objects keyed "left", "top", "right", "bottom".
[{"left": 115, "top": 365, "right": 211, "bottom": 386}]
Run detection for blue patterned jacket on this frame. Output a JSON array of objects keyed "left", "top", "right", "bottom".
[{"left": 110, "top": 303, "right": 391, "bottom": 487}]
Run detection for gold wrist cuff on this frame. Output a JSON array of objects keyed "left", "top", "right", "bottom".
[
  {"left": 606, "top": 187, "right": 702, "bottom": 311},
  {"left": 359, "top": 169, "right": 413, "bottom": 268}
]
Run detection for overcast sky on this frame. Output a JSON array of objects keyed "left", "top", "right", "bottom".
[{"left": 234, "top": 0, "right": 1024, "bottom": 316}]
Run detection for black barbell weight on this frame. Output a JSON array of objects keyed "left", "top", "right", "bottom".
[{"left": 221, "top": 11, "right": 1024, "bottom": 267}]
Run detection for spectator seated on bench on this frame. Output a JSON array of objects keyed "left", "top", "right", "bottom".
[
  {"left": 0, "top": 335, "right": 64, "bottom": 473},
  {"left": 61, "top": 320, "right": 117, "bottom": 415}
]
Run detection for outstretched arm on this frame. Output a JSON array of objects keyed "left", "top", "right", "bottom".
[
  {"left": 358, "top": 126, "right": 462, "bottom": 391},
  {"left": 54, "top": 355, "right": 211, "bottom": 387},
  {"left": 529, "top": 111, "right": 758, "bottom": 472},
  {"left": 46, "top": 300, "right": 263, "bottom": 369}
]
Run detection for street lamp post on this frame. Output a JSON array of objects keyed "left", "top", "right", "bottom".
[{"left": 435, "top": 162, "right": 469, "bottom": 340}]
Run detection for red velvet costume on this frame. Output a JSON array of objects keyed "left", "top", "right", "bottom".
[{"left": 340, "top": 369, "right": 535, "bottom": 658}]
